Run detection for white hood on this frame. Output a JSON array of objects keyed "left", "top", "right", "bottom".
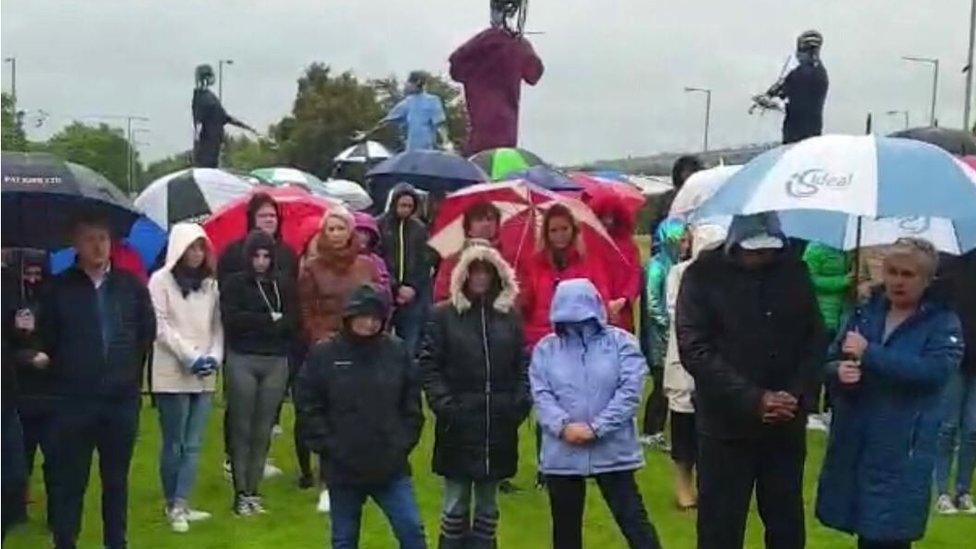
[{"left": 163, "top": 222, "right": 214, "bottom": 272}]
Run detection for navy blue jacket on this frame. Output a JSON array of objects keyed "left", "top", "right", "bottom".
[
  {"left": 816, "top": 291, "right": 963, "bottom": 542},
  {"left": 40, "top": 266, "right": 155, "bottom": 397}
]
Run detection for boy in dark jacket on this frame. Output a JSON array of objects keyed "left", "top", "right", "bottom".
[
  {"left": 378, "top": 183, "right": 430, "bottom": 356},
  {"left": 40, "top": 214, "right": 156, "bottom": 549},
  {"left": 296, "top": 285, "right": 426, "bottom": 549},
  {"left": 676, "top": 212, "right": 823, "bottom": 549}
]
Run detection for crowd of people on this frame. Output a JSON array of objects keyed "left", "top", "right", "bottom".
[{"left": 3, "top": 148, "right": 974, "bottom": 549}]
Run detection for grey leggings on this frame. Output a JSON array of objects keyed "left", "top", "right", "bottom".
[{"left": 226, "top": 351, "right": 288, "bottom": 495}]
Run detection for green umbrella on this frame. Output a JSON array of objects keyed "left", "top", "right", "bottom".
[{"left": 469, "top": 147, "right": 547, "bottom": 181}]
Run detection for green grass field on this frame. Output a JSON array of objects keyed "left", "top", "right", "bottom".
[{"left": 4, "top": 396, "right": 973, "bottom": 549}]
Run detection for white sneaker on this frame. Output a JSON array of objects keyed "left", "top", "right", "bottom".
[
  {"left": 166, "top": 507, "right": 189, "bottom": 533},
  {"left": 936, "top": 494, "right": 959, "bottom": 515},
  {"left": 957, "top": 494, "right": 976, "bottom": 514},
  {"left": 317, "top": 489, "right": 331, "bottom": 513},
  {"left": 272, "top": 424, "right": 283, "bottom": 436},
  {"left": 183, "top": 508, "right": 212, "bottom": 522},
  {"left": 806, "top": 415, "right": 828, "bottom": 432},
  {"left": 247, "top": 494, "right": 268, "bottom": 515},
  {"left": 263, "top": 460, "right": 283, "bottom": 479}
]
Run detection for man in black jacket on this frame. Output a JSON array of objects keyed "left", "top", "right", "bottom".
[
  {"left": 217, "top": 192, "right": 298, "bottom": 284},
  {"left": 378, "top": 183, "right": 430, "bottom": 357},
  {"left": 776, "top": 30, "right": 828, "bottom": 144},
  {"left": 40, "top": 214, "right": 156, "bottom": 549},
  {"left": 676, "top": 213, "right": 823, "bottom": 549},
  {"left": 296, "top": 285, "right": 426, "bottom": 549}
]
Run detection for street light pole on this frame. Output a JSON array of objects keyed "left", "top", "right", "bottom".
[
  {"left": 965, "top": 0, "right": 976, "bottom": 129},
  {"left": 218, "top": 59, "right": 234, "bottom": 102},
  {"left": 80, "top": 114, "right": 149, "bottom": 195},
  {"left": 903, "top": 56, "right": 940, "bottom": 125},
  {"left": 685, "top": 86, "right": 712, "bottom": 152},
  {"left": 885, "top": 109, "right": 910, "bottom": 129}
]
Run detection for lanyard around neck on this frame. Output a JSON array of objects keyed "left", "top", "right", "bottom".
[{"left": 255, "top": 279, "right": 282, "bottom": 314}]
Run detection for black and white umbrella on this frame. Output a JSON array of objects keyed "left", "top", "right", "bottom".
[
  {"left": 334, "top": 141, "right": 393, "bottom": 164},
  {"left": 135, "top": 168, "right": 253, "bottom": 228}
]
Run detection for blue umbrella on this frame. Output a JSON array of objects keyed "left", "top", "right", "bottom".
[
  {"left": 501, "top": 166, "right": 582, "bottom": 191},
  {"left": 367, "top": 150, "right": 488, "bottom": 205},
  {"left": 49, "top": 215, "right": 167, "bottom": 274}
]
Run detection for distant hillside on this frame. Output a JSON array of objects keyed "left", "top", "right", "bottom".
[{"left": 572, "top": 142, "right": 778, "bottom": 175}]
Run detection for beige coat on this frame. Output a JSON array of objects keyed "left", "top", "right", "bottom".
[{"left": 149, "top": 223, "right": 223, "bottom": 393}]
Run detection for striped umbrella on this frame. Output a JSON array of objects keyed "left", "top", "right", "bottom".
[
  {"left": 134, "top": 168, "right": 253, "bottom": 229},
  {"left": 250, "top": 167, "right": 326, "bottom": 190},
  {"left": 470, "top": 147, "right": 547, "bottom": 181},
  {"left": 334, "top": 141, "right": 393, "bottom": 163}
]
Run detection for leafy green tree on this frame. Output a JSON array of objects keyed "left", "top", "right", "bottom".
[
  {"left": 222, "top": 134, "right": 279, "bottom": 172},
  {"left": 272, "top": 64, "right": 386, "bottom": 179},
  {"left": 142, "top": 150, "right": 192, "bottom": 188},
  {"left": 1, "top": 92, "right": 28, "bottom": 151},
  {"left": 370, "top": 73, "right": 469, "bottom": 151},
  {"left": 42, "top": 122, "right": 142, "bottom": 194}
]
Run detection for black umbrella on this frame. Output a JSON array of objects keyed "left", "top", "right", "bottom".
[
  {"left": 890, "top": 126, "right": 976, "bottom": 156},
  {"left": 367, "top": 149, "right": 488, "bottom": 208},
  {"left": 2, "top": 152, "right": 141, "bottom": 249}
]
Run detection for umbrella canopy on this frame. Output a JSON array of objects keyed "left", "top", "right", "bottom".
[
  {"left": 1, "top": 152, "right": 142, "bottom": 249},
  {"left": 251, "top": 167, "right": 326, "bottom": 189},
  {"left": 890, "top": 126, "right": 976, "bottom": 156},
  {"left": 135, "top": 168, "right": 253, "bottom": 229},
  {"left": 470, "top": 147, "right": 547, "bottom": 181},
  {"left": 500, "top": 165, "right": 582, "bottom": 191},
  {"left": 697, "top": 135, "right": 976, "bottom": 221},
  {"left": 669, "top": 165, "right": 742, "bottom": 219},
  {"left": 568, "top": 172, "right": 646, "bottom": 215},
  {"left": 429, "top": 179, "right": 619, "bottom": 267},
  {"left": 202, "top": 185, "right": 341, "bottom": 256},
  {"left": 334, "top": 141, "right": 393, "bottom": 163},
  {"left": 320, "top": 179, "right": 373, "bottom": 211},
  {"left": 367, "top": 150, "right": 488, "bottom": 201}
]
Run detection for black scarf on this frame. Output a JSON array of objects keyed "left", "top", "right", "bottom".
[{"left": 172, "top": 264, "right": 208, "bottom": 297}]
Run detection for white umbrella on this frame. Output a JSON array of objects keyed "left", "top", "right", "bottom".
[
  {"left": 334, "top": 141, "right": 393, "bottom": 163},
  {"left": 134, "top": 168, "right": 253, "bottom": 229},
  {"left": 321, "top": 179, "right": 373, "bottom": 211},
  {"left": 669, "top": 165, "right": 741, "bottom": 219}
]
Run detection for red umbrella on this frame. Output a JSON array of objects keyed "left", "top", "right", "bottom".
[
  {"left": 567, "top": 172, "right": 646, "bottom": 215},
  {"left": 203, "top": 185, "right": 341, "bottom": 256},
  {"left": 429, "top": 179, "right": 621, "bottom": 268},
  {"left": 961, "top": 155, "right": 976, "bottom": 171}
]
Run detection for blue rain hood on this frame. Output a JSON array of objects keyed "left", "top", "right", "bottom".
[{"left": 549, "top": 278, "right": 607, "bottom": 326}]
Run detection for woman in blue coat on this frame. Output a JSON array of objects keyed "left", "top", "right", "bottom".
[
  {"left": 530, "top": 278, "right": 661, "bottom": 549},
  {"left": 816, "top": 238, "right": 964, "bottom": 549}
]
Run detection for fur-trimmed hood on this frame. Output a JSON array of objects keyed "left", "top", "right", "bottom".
[{"left": 449, "top": 241, "right": 519, "bottom": 314}]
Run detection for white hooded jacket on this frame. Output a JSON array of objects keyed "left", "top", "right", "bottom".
[
  {"left": 149, "top": 222, "right": 224, "bottom": 393},
  {"left": 663, "top": 224, "right": 726, "bottom": 413}
]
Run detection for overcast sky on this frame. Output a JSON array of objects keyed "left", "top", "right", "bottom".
[{"left": 1, "top": 0, "right": 972, "bottom": 165}]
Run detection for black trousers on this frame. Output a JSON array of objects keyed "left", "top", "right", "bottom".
[
  {"left": 48, "top": 396, "right": 139, "bottom": 549},
  {"left": 19, "top": 398, "right": 56, "bottom": 525},
  {"left": 857, "top": 539, "right": 912, "bottom": 549},
  {"left": 697, "top": 431, "right": 806, "bottom": 549},
  {"left": 642, "top": 367, "right": 668, "bottom": 436},
  {"left": 546, "top": 470, "right": 660, "bottom": 549}
]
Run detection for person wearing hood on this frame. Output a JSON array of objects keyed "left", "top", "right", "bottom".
[
  {"left": 217, "top": 192, "right": 298, "bottom": 285},
  {"left": 530, "top": 279, "right": 661, "bottom": 549},
  {"left": 220, "top": 229, "right": 297, "bottom": 516},
  {"left": 676, "top": 212, "right": 824, "bottom": 549},
  {"left": 802, "top": 242, "right": 852, "bottom": 429},
  {"left": 589, "top": 191, "right": 641, "bottom": 334},
  {"left": 296, "top": 285, "right": 426, "bottom": 549},
  {"left": 640, "top": 218, "right": 688, "bottom": 450},
  {"left": 147, "top": 223, "right": 223, "bottom": 532},
  {"left": 662, "top": 224, "right": 726, "bottom": 510},
  {"left": 39, "top": 213, "right": 156, "bottom": 549},
  {"left": 420, "top": 243, "right": 529, "bottom": 549},
  {"left": 519, "top": 204, "right": 612, "bottom": 350},
  {"left": 353, "top": 211, "right": 392, "bottom": 304},
  {"left": 378, "top": 183, "right": 431, "bottom": 356},
  {"left": 816, "top": 238, "right": 963, "bottom": 548}
]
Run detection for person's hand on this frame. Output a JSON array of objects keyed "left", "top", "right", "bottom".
[
  {"left": 14, "top": 309, "right": 35, "bottom": 332},
  {"left": 842, "top": 330, "right": 868, "bottom": 360},
  {"left": 837, "top": 360, "right": 862, "bottom": 385},
  {"left": 608, "top": 298, "right": 626, "bottom": 317},
  {"left": 31, "top": 352, "right": 50, "bottom": 370},
  {"left": 396, "top": 286, "right": 416, "bottom": 305},
  {"left": 270, "top": 312, "right": 284, "bottom": 322},
  {"left": 760, "top": 391, "right": 798, "bottom": 423},
  {"left": 561, "top": 423, "right": 596, "bottom": 445},
  {"left": 189, "top": 356, "right": 210, "bottom": 375}
]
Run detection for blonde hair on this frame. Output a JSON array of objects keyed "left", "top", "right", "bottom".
[{"left": 884, "top": 237, "right": 939, "bottom": 279}]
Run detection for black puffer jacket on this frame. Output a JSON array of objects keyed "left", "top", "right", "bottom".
[
  {"left": 676, "top": 214, "right": 824, "bottom": 439},
  {"left": 296, "top": 285, "right": 424, "bottom": 486},
  {"left": 377, "top": 183, "right": 429, "bottom": 292},
  {"left": 420, "top": 244, "right": 529, "bottom": 480}
]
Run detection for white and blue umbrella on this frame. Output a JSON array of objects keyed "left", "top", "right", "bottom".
[{"left": 695, "top": 135, "right": 976, "bottom": 254}]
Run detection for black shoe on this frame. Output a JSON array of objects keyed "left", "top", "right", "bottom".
[
  {"left": 498, "top": 480, "right": 522, "bottom": 494},
  {"left": 535, "top": 473, "right": 547, "bottom": 490},
  {"left": 297, "top": 474, "right": 315, "bottom": 490}
]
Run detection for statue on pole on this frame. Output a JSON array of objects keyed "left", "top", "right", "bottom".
[
  {"left": 191, "top": 64, "right": 256, "bottom": 168},
  {"left": 449, "top": 0, "right": 544, "bottom": 156}
]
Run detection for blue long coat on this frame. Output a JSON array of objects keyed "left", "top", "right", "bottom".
[{"left": 816, "top": 292, "right": 964, "bottom": 542}]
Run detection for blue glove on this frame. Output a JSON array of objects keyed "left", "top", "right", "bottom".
[
  {"left": 199, "top": 357, "right": 219, "bottom": 376},
  {"left": 189, "top": 356, "right": 210, "bottom": 376}
]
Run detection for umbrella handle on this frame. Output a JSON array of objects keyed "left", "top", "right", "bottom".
[{"left": 852, "top": 216, "right": 863, "bottom": 294}]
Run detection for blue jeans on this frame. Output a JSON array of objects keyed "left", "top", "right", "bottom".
[
  {"left": 392, "top": 283, "right": 430, "bottom": 357},
  {"left": 936, "top": 369, "right": 976, "bottom": 495},
  {"left": 155, "top": 392, "right": 212, "bottom": 505},
  {"left": 329, "top": 475, "right": 426, "bottom": 549}
]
